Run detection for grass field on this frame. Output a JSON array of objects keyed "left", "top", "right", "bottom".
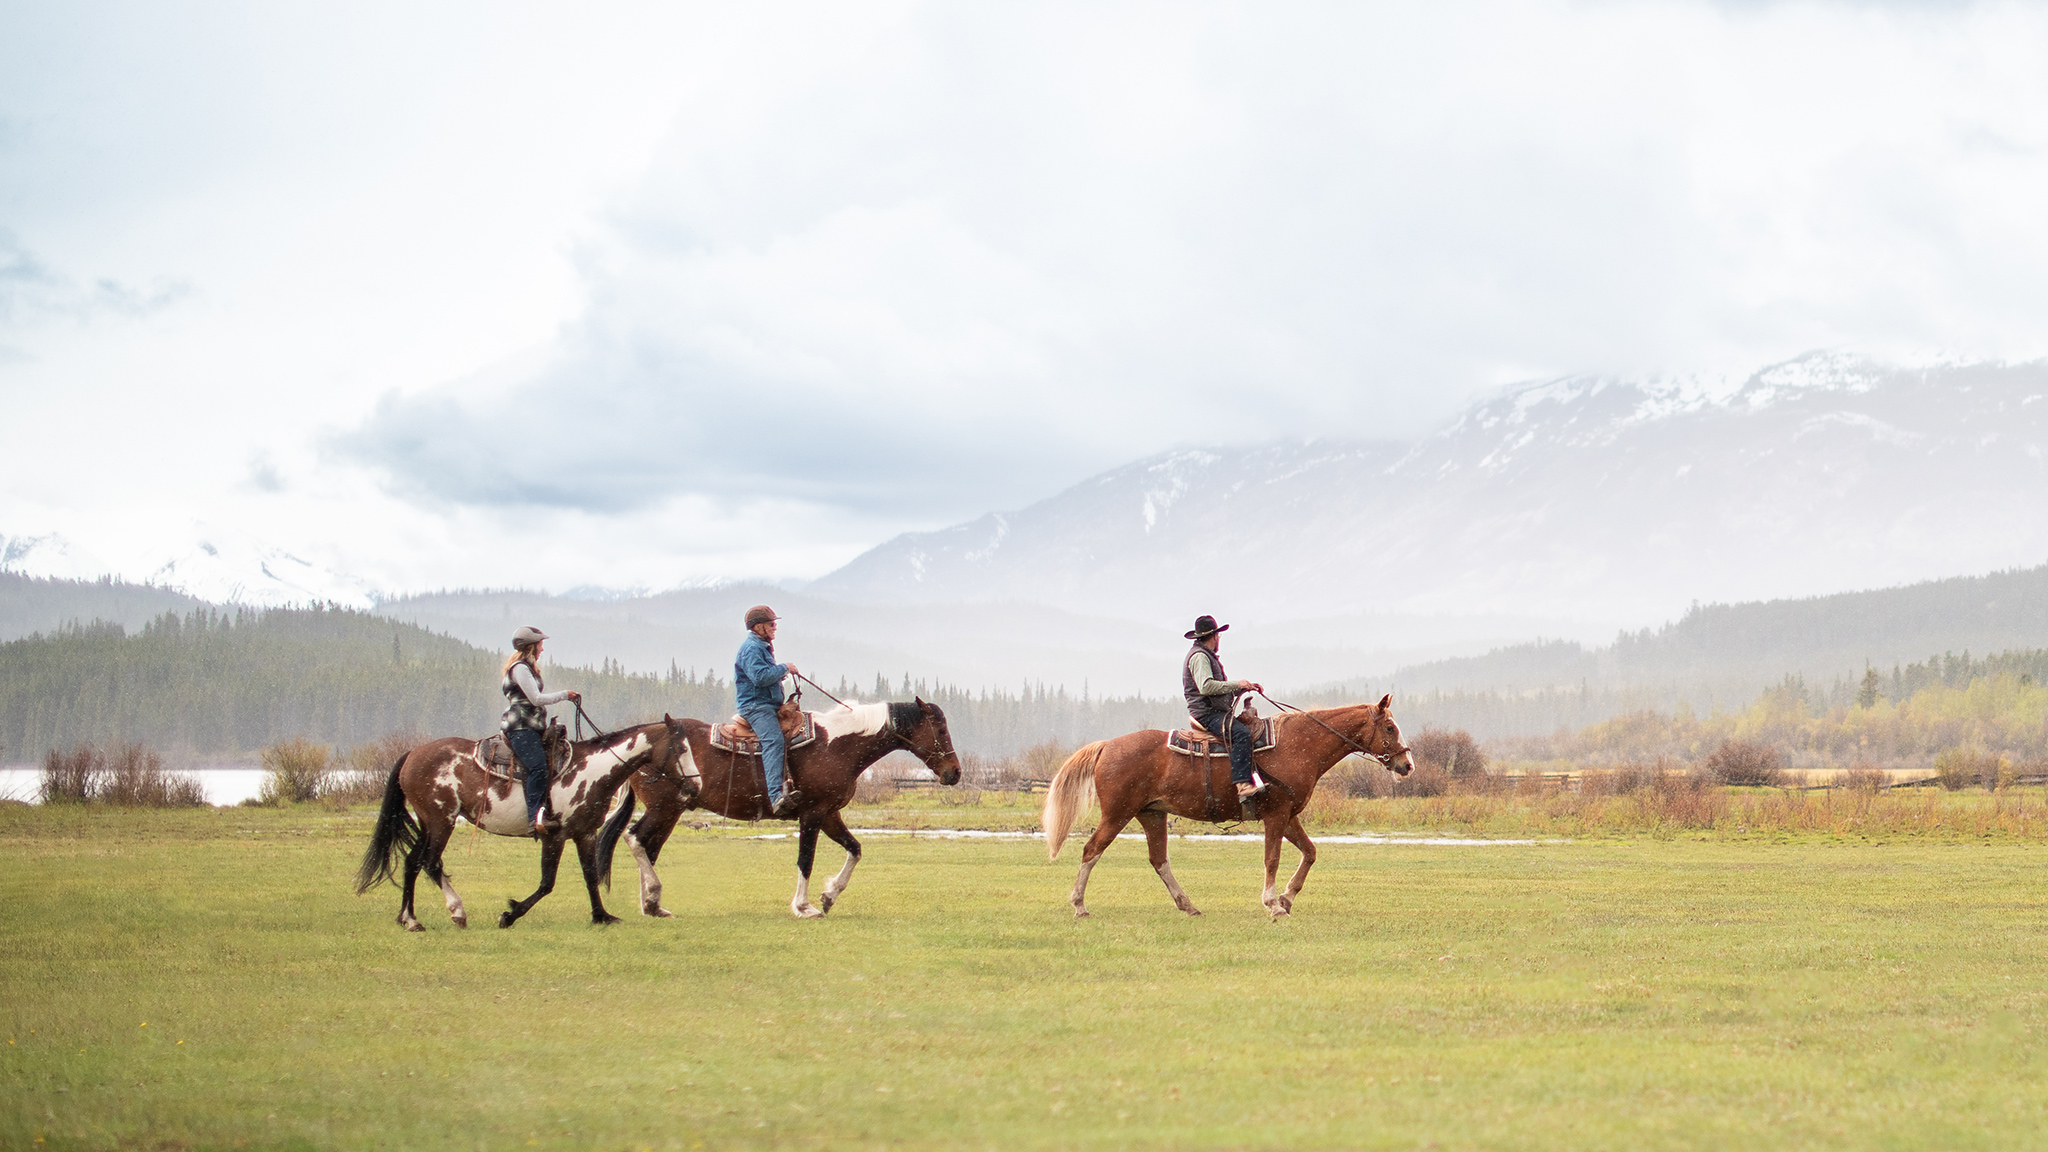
[{"left": 4, "top": 804, "right": 2047, "bottom": 1150}]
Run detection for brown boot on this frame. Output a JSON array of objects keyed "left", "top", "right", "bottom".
[{"left": 770, "top": 789, "right": 804, "bottom": 819}]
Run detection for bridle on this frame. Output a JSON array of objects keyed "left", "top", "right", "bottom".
[
  {"left": 1256, "top": 692, "right": 1410, "bottom": 771},
  {"left": 792, "top": 671, "right": 957, "bottom": 774},
  {"left": 885, "top": 706, "right": 957, "bottom": 773}
]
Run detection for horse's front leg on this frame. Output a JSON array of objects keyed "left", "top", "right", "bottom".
[
  {"left": 1137, "top": 808, "right": 1199, "bottom": 915},
  {"left": 815, "top": 810, "right": 863, "bottom": 915},
  {"left": 627, "top": 808, "right": 678, "bottom": 918},
  {"left": 574, "top": 834, "right": 621, "bottom": 925},
  {"left": 790, "top": 818, "right": 826, "bottom": 919},
  {"left": 499, "top": 836, "right": 565, "bottom": 928},
  {"left": 1260, "top": 817, "right": 1288, "bottom": 918},
  {"left": 1278, "top": 816, "right": 1317, "bottom": 914}
]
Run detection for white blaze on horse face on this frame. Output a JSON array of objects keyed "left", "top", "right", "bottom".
[
  {"left": 674, "top": 741, "right": 701, "bottom": 785},
  {"left": 812, "top": 703, "right": 890, "bottom": 742}
]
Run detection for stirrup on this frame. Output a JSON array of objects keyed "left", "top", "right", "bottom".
[{"left": 770, "top": 789, "right": 803, "bottom": 818}]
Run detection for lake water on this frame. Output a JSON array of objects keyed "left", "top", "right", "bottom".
[{"left": 0, "top": 766, "right": 269, "bottom": 807}]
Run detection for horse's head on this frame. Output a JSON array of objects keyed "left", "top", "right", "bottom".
[
  {"left": 1366, "top": 693, "right": 1415, "bottom": 776},
  {"left": 653, "top": 714, "right": 703, "bottom": 799},
  {"left": 889, "top": 697, "right": 962, "bottom": 785}
]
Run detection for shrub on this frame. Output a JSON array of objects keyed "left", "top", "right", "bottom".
[
  {"left": 1933, "top": 747, "right": 2010, "bottom": 791},
  {"left": 38, "top": 741, "right": 203, "bottom": 807},
  {"left": 1412, "top": 727, "right": 1489, "bottom": 779},
  {"left": 1704, "top": 739, "right": 1785, "bottom": 787},
  {"left": 324, "top": 732, "right": 417, "bottom": 807},
  {"left": 1836, "top": 764, "right": 1888, "bottom": 794},
  {"left": 40, "top": 744, "right": 104, "bottom": 803},
  {"left": 97, "top": 743, "right": 206, "bottom": 807},
  {"left": 258, "top": 737, "right": 332, "bottom": 806}
]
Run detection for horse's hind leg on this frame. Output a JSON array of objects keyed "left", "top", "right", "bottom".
[
  {"left": 790, "top": 819, "right": 825, "bottom": 919},
  {"left": 573, "top": 834, "right": 621, "bottom": 926},
  {"left": 499, "top": 837, "right": 564, "bottom": 928},
  {"left": 421, "top": 830, "right": 467, "bottom": 927},
  {"left": 1070, "top": 807, "right": 1134, "bottom": 920},
  {"left": 397, "top": 839, "right": 426, "bottom": 932},
  {"left": 816, "top": 810, "right": 862, "bottom": 915},
  {"left": 1278, "top": 817, "right": 1317, "bottom": 914},
  {"left": 1135, "top": 808, "right": 1200, "bottom": 915}
]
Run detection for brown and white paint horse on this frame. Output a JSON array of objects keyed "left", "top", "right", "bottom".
[
  {"left": 355, "top": 719, "right": 696, "bottom": 930},
  {"left": 1041, "top": 695, "right": 1413, "bottom": 919},
  {"left": 596, "top": 699, "right": 962, "bottom": 918}
]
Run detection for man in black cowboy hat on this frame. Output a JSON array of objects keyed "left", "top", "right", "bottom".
[{"left": 1182, "top": 615, "right": 1266, "bottom": 801}]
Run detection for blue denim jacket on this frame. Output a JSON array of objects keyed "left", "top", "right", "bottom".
[{"left": 734, "top": 632, "right": 788, "bottom": 712}]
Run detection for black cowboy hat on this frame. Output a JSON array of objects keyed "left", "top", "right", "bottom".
[{"left": 1185, "top": 615, "right": 1229, "bottom": 640}]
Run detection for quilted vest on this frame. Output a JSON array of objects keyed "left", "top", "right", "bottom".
[
  {"left": 1183, "top": 643, "right": 1234, "bottom": 717},
  {"left": 501, "top": 663, "right": 547, "bottom": 733}
]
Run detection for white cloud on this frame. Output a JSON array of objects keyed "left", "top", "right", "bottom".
[{"left": 5, "top": 0, "right": 2048, "bottom": 591}]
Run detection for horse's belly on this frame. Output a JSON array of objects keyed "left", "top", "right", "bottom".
[{"left": 473, "top": 788, "right": 532, "bottom": 836}]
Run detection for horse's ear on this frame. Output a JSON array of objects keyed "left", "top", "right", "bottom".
[
  {"left": 1377, "top": 693, "right": 1392, "bottom": 710},
  {"left": 915, "top": 695, "right": 926, "bottom": 708},
  {"left": 664, "top": 713, "right": 673, "bottom": 722}
]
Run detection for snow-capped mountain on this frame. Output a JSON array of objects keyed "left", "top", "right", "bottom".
[
  {"left": 810, "top": 353, "right": 2048, "bottom": 629},
  {"left": 0, "top": 525, "right": 376, "bottom": 611}
]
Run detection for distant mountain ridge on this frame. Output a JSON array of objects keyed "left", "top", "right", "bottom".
[{"left": 811, "top": 352, "right": 2048, "bottom": 629}]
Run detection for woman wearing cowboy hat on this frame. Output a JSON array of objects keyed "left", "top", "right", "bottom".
[
  {"left": 1182, "top": 615, "right": 1266, "bottom": 801},
  {"left": 501, "top": 625, "right": 582, "bottom": 835}
]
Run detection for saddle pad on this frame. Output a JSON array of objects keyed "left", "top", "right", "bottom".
[
  {"left": 1166, "top": 717, "right": 1276, "bottom": 757},
  {"left": 709, "top": 711, "right": 819, "bottom": 756}
]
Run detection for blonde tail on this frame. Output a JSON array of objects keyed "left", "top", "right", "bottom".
[{"left": 1041, "top": 741, "right": 1106, "bottom": 860}]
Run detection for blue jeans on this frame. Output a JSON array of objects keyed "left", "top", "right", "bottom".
[
  {"left": 1193, "top": 708, "right": 1256, "bottom": 786},
  {"left": 738, "top": 704, "right": 790, "bottom": 800},
  {"left": 507, "top": 728, "right": 548, "bottom": 818}
]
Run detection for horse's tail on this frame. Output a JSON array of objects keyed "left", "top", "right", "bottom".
[
  {"left": 1042, "top": 741, "right": 1106, "bottom": 861},
  {"left": 354, "top": 756, "right": 418, "bottom": 894},
  {"left": 595, "top": 788, "right": 637, "bottom": 891}
]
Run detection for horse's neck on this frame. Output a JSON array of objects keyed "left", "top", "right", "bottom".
[
  {"left": 1296, "top": 705, "right": 1376, "bottom": 776},
  {"left": 571, "top": 726, "right": 656, "bottom": 786}
]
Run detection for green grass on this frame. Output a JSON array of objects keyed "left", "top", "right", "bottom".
[{"left": 4, "top": 805, "right": 2047, "bottom": 1150}]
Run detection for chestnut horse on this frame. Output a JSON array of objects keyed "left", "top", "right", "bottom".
[
  {"left": 354, "top": 719, "right": 695, "bottom": 930},
  {"left": 1041, "top": 695, "right": 1413, "bottom": 918},
  {"left": 596, "top": 698, "right": 962, "bottom": 919}
]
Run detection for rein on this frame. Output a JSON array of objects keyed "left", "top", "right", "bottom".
[{"left": 1254, "top": 691, "right": 1407, "bottom": 769}]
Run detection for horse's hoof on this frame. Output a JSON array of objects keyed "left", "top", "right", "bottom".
[
  {"left": 402, "top": 921, "right": 424, "bottom": 933},
  {"left": 1073, "top": 909, "right": 1091, "bottom": 920},
  {"left": 793, "top": 904, "right": 825, "bottom": 919},
  {"left": 497, "top": 912, "right": 517, "bottom": 929},
  {"left": 645, "top": 907, "right": 673, "bottom": 918},
  {"left": 1183, "top": 907, "right": 1203, "bottom": 917},
  {"left": 818, "top": 894, "right": 836, "bottom": 914},
  {"left": 594, "top": 915, "right": 621, "bottom": 926},
  {"left": 451, "top": 916, "right": 467, "bottom": 929}
]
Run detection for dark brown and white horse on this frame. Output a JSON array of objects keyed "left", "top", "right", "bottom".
[
  {"left": 1041, "top": 695, "right": 1413, "bottom": 918},
  {"left": 596, "top": 699, "right": 961, "bottom": 918},
  {"left": 355, "top": 719, "right": 695, "bottom": 930}
]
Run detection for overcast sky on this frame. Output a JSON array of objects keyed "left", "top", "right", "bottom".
[{"left": 4, "top": 0, "right": 2047, "bottom": 593}]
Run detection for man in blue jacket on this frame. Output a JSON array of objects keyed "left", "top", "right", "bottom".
[{"left": 736, "top": 604, "right": 804, "bottom": 817}]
